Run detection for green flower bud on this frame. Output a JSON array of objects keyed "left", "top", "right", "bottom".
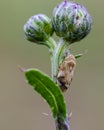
[
  {"left": 24, "top": 14, "right": 53, "bottom": 44},
  {"left": 52, "top": 0, "right": 92, "bottom": 43}
]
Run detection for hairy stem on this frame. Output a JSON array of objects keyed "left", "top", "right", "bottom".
[
  {"left": 51, "top": 38, "right": 70, "bottom": 82},
  {"left": 46, "top": 37, "right": 57, "bottom": 55},
  {"left": 48, "top": 38, "right": 71, "bottom": 130}
]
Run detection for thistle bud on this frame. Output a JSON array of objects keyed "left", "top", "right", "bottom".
[
  {"left": 24, "top": 14, "right": 53, "bottom": 44},
  {"left": 52, "top": 0, "right": 92, "bottom": 43}
]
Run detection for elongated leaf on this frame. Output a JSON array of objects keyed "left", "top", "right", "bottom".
[
  {"left": 75, "top": 53, "right": 83, "bottom": 59},
  {"left": 75, "top": 50, "right": 87, "bottom": 59},
  {"left": 25, "top": 69, "right": 66, "bottom": 118}
]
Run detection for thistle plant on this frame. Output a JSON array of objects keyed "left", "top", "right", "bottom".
[{"left": 23, "top": 0, "right": 92, "bottom": 130}]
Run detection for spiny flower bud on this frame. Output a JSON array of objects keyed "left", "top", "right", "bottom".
[
  {"left": 52, "top": 0, "right": 92, "bottom": 43},
  {"left": 24, "top": 14, "right": 53, "bottom": 44}
]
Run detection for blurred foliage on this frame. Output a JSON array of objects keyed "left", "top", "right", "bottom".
[{"left": 0, "top": 0, "right": 104, "bottom": 130}]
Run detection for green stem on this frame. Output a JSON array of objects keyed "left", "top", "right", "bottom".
[
  {"left": 46, "top": 38, "right": 71, "bottom": 130},
  {"left": 45, "top": 37, "right": 57, "bottom": 55},
  {"left": 51, "top": 38, "right": 70, "bottom": 82}
]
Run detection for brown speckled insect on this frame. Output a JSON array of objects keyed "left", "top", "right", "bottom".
[{"left": 57, "top": 54, "right": 76, "bottom": 92}]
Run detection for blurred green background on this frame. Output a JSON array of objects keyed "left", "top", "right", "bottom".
[{"left": 0, "top": 0, "right": 104, "bottom": 130}]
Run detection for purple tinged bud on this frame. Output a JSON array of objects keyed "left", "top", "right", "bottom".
[
  {"left": 24, "top": 14, "right": 53, "bottom": 44},
  {"left": 52, "top": 1, "right": 92, "bottom": 43}
]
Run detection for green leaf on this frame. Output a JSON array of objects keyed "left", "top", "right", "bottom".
[
  {"left": 75, "top": 53, "right": 83, "bottom": 59},
  {"left": 75, "top": 50, "right": 87, "bottom": 59},
  {"left": 25, "top": 69, "right": 66, "bottom": 118}
]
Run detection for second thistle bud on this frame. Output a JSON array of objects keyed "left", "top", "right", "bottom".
[
  {"left": 52, "top": 0, "right": 92, "bottom": 43},
  {"left": 24, "top": 14, "right": 53, "bottom": 44}
]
